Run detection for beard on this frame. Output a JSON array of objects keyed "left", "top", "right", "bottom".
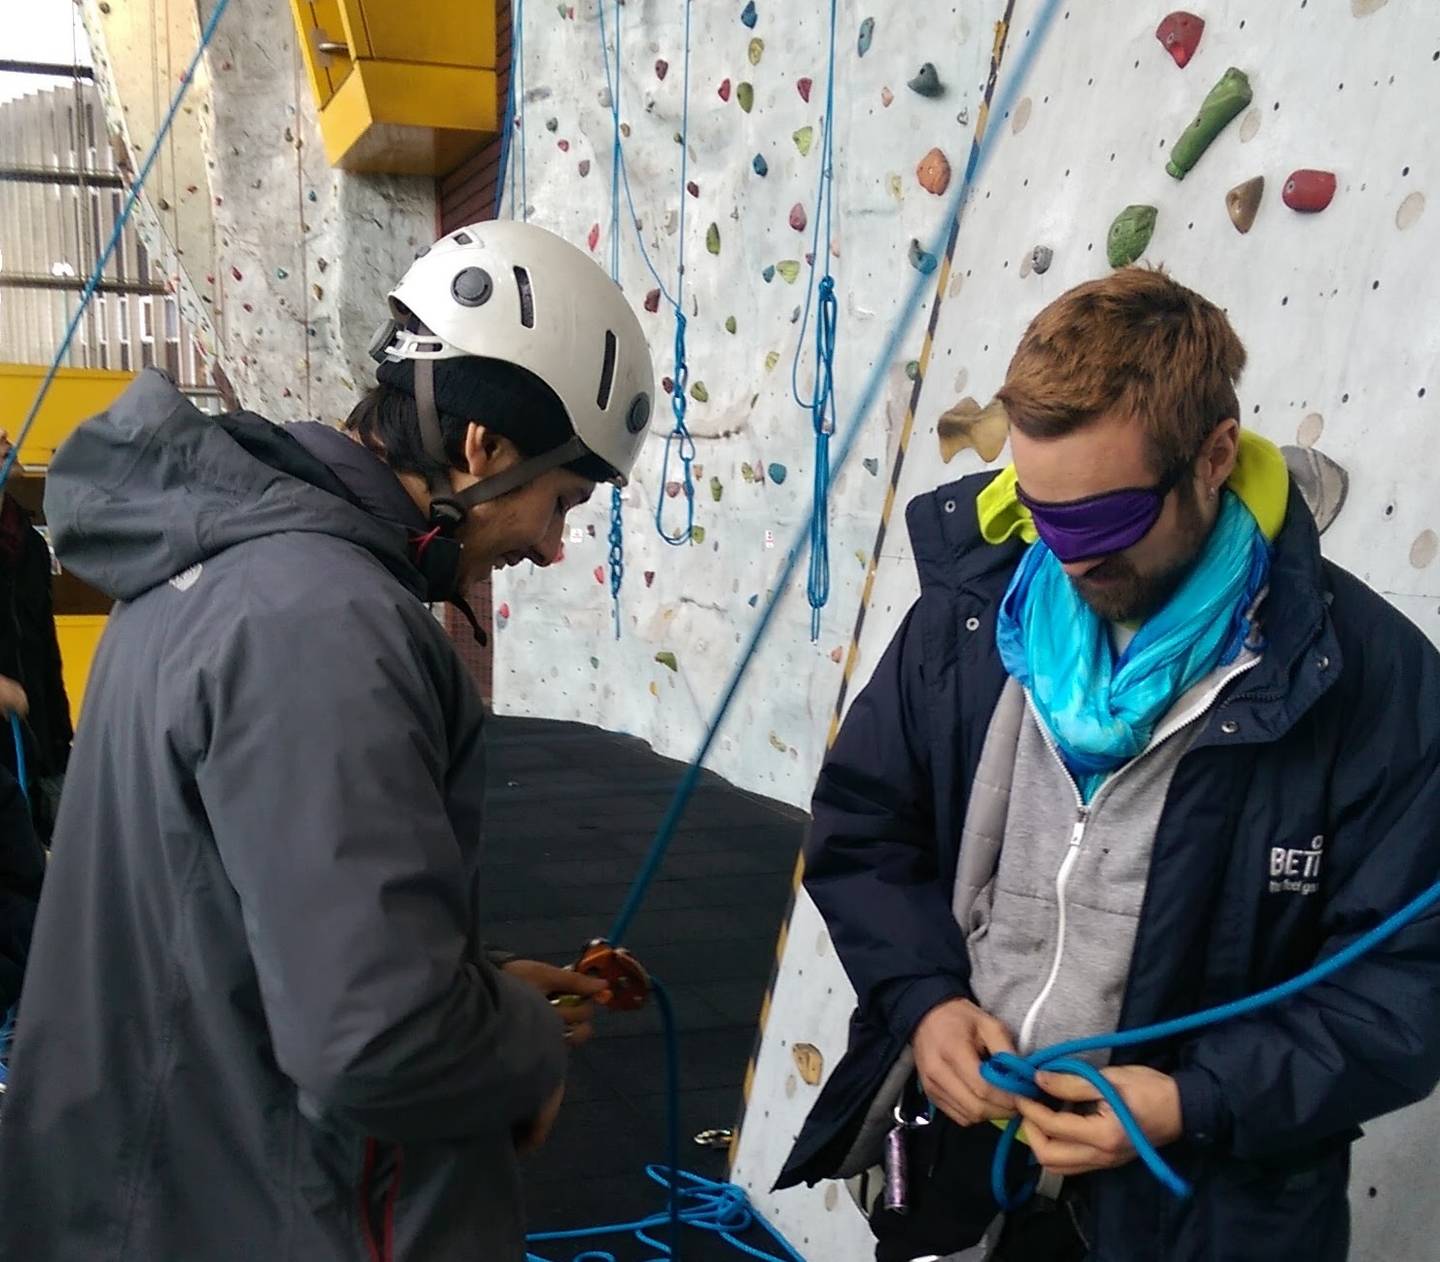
[{"left": 1071, "top": 488, "right": 1211, "bottom": 623}]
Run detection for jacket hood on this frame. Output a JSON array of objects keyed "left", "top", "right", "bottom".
[{"left": 44, "top": 370, "right": 427, "bottom": 602}]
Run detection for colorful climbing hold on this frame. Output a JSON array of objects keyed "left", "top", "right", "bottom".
[
  {"left": 764, "top": 350, "right": 781, "bottom": 372},
  {"left": 498, "top": 602, "right": 511, "bottom": 621},
  {"left": 789, "top": 203, "right": 808, "bottom": 232},
  {"left": 908, "top": 63, "right": 943, "bottom": 98},
  {"left": 590, "top": 657, "right": 599, "bottom": 669},
  {"left": 593, "top": 566, "right": 606, "bottom": 585},
  {"left": 666, "top": 481, "right": 683, "bottom": 498},
  {"left": 307, "top": 189, "right": 317, "bottom": 202},
  {"left": 749, "top": 38, "right": 765, "bottom": 65},
  {"left": 1030, "top": 245, "right": 1054, "bottom": 274},
  {"left": 545, "top": 117, "right": 559, "bottom": 132},
  {"left": 644, "top": 571, "right": 656, "bottom": 587},
  {"left": 557, "top": 139, "right": 570, "bottom": 152},
  {"left": 752, "top": 153, "right": 769, "bottom": 177},
  {"left": 863, "top": 457, "right": 879, "bottom": 476},
  {"left": 655, "top": 58, "right": 669, "bottom": 80},
  {"left": 768, "top": 462, "right": 788, "bottom": 484},
  {"left": 1107, "top": 204, "right": 1158, "bottom": 268},
  {"left": 794, "top": 126, "right": 814, "bottom": 156},
  {"left": 706, "top": 223, "right": 721, "bottom": 254},
  {"left": 762, "top": 264, "right": 776, "bottom": 283},
  {"left": 649, "top": 681, "right": 660, "bottom": 698},
  {"left": 644, "top": 288, "right": 662, "bottom": 313},
  {"left": 719, "top": 78, "right": 732, "bottom": 102},
  {"left": 1283, "top": 169, "right": 1337, "bottom": 213},
  {"left": 737, "top": 82, "right": 755, "bottom": 113},
  {"left": 275, "top": 267, "right": 289, "bottom": 280},
  {"left": 905, "top": 360, "right": 921, "bottom": 382},
  {"left": 857, "top": 16, "right": 875, "bottom": 57},
  {"left": 916, "top": 147, "right": 951, "bottom": 195},
  {"left": 691, "top": 526, "right": 707, "bottom": 545},
  {"left": 662, "top": 377, "right": 674, "bottom": 394},
  {"left": 655, "top": 651, "right": 679, "bottom": 672},
  {"left": 1166, "top": 67, "right": 1252, "bottom": 180},
  {"left": 725, "top": 315, "right": 737, "bottom": 334},
  {"left": 741, "top": 0, "right": 757, "bottom": 28},
  {"left": 854, "top": 550, "right": 868, "bottom": 568},
  {"left": 620, "top": 123, "right": 631, "bottom": 138},
  {"left": 1155, "top": 11, "right": 1205, "bottom": 69},
  {"left": 740, "top": 463, "right": 757, "bottom": 483},
  {"left": 908, "top": 239, "right": 938, "bottom": 274},
  {"left": 769, "top": 732, "right": 788, "bottom": 753},
  {"left": 939, "top": 396, "right": 1009, "bottom": 463},
  {"left": 691, "top": 382, "right": 710, "bottom": 403},
  {"left": 748, "top": 594, "right": 759, "bottom": 608},
  {"left": 797, "top": 77, "right": 813, "bottom": 102},
  {"left": 230, "top": 265, "right": 243, "bottom": 282},
  {"left": 578, "top": 159, "right": 591, "bottom": 176},
  {"left": 790, "top": 306, "right": 802, "bottom": 324},
  {"left": 710, "top": 476, "right": 724, "bottom": 502},
  {"left": 587, "top": 223, "right": 600, "bottom": 252},
  {"left": 881, "top": 86, "right": 894, "bottom": 108},
  {"left": 830, "top": 646, "right": 844, "bottom": 664},
  {"left": 776, "top": 260, "right": 801, "bottom": 284},
  {"left": 1226, "top": 176, "right": 1264, "bottom": 233},
  {"left": 888, "top": 173, "right": 904, "bottom": 201}
]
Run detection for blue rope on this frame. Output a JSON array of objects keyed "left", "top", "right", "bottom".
[
  {"left": 979, "top": 869, "right": 1440, "bottom": 1208},
  {"left": 0, "top": 0, "right": 233, "bottom": 494},
  {"left": 609, "top": 484, "right": 625, "bottom": 639},
  {"left": 600, "top": 0, "right": 625, "bottom": 637},
  {"left": 515, "top": 0, "right": 528, "bottom": 221},
  {"left": 791, "top": 0, "right": 840, "bottom": 642},
  {"left": 493, "top": 14, "right": 519, "bottom": 220},
  {"left": 525, "top": 979, "right": 805, "bottom": 1262},
  {"left": 611, "top": 0, "right": 1068, "bottom": 945},
  {"left": 8, "top": 712, "right": 27, "bottom": 805}
]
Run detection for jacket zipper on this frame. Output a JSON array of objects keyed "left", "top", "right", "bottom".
[
  {"left": 1016, "top": 654, "right": 1261, "bottom": 1053},
  {"left": 357, "top": 1139, "right": 404, "bottom": 1262}
]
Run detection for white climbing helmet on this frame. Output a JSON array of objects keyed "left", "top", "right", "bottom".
[{"left": 373, "top": 219, "right": 655, "bottom": 487}]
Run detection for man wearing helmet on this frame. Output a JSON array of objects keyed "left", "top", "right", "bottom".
[{"left": 0, "top": 223, "right": 655, "bottom": 1262}]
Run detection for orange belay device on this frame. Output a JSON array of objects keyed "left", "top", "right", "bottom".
[{"left": 553, "top": 939, "right": 651, "bottom": 1012}]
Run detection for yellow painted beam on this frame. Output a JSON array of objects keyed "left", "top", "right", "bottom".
[
  {"left": 0, "top": 364, "right": 134, "bottom": 468},
  {"left": 54, "top": 616, "right": 107, "bottom": 728}
]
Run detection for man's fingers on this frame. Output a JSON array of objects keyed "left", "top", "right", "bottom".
[
  {"left": 556, "top": 999, "right": 596, "bottom": 1026},
  {"left": 1015, "top": 1095, "right": 1115, "bottom": 1146},
  {"left": 974, "top": 1012, "right": 1017, "bottom": 1056},
  {"left": 918, "top": 1065, "right": 991, "bottom": 1127},
  {"left": 563, "top": 1022, "right": 595, "bottom": 1048},
  {"left": 1034, "top": 1069, "right": 1103, "bottom": 1103},
  {"left": 946, "top": 1040, "right": 1016, "bottom": 1114}
]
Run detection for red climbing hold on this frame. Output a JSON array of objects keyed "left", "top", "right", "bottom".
[
  {"left": 656, "top": 59, "right": 669, "bottom": 80},
  {"left": 593, "top": 566, "right": 606, "bottom": 585},
  {"left": 1283, "top": 169, "right": 1337, "bottom": 213},
  {"left": 498, "top": 603, "right": 511, "bottom": 620},
  {"left": 1155, "top": 11, "right": 1204, "bottom": 69},
  {"left": 644, "top": 571, "right": 656, "bottom": 587},
  {"left": 557, "top": 139, "right": 570, "bottom": 152},
  {"left": 789, "top": 203, "right": 808, "bottom": 232},
  {"left": 718, "top": 78, "right": 732, "bottom": 101},
  {"left": 644, "top": 288, "right": 662, "bottom": 313},
  {"left": 230, "top": 265, "right": 243, "bottom": 282},
  {"left": 797, "top": 77, "right": 813, "bottom": 102},
  {"left": 579, "top": 159, "right": 591, "bottom": 176},
  {"left": 662, "top": 376, "right": 674, "bottom": 394},
  {"left": 687, "top": 180, "right": 700, "bottom": 197},
  {"left": 665, "top": 481, "right": 683, "bottom": 498},
  {"left": 587, "top": 223, "right": 601, "bottom": 251}
]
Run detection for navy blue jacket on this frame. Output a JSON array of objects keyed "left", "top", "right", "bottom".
[{"left": 778, "top": 472, "right": 1440, "bottom": 1261}]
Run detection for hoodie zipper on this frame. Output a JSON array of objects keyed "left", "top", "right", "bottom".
[{"left": 1016, "top": 654, "right": 1260, "bottom": 1053}]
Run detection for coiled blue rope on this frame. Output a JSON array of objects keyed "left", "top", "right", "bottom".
[
  {"left": 524, "top": 979, "right": 805, "bottom": 1262},
  {"left": 0, "top": 0, "right": 233, "bottom": 494},
  {"left": 600, "top": 0, "right": 625, "bottom": 636},
  {"left": 979, "top": 869, "right": 1440, "bottom": 1208},
  {"left": 790, "top": 0, "right": 840, "bottom": 642},
  {"left": 8, "top": 712, "right": 27, "bottom": 805}
]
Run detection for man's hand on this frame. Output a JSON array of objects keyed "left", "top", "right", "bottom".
[
  {"left": 515, "top": 1081, "right": 565, "bottom": 1156},
  {"left": 502, "top": 959, "right": 608, "bottom": 1048},
  {"left": 0, "top": 428, "right": 11, "bottom": 464},
  {"left": 1015, "top": 1065, "right": 1182, "bottom": 1178},
  {"left": 912, "top": 998, "right": 1019, "bottom": 1126},
  {"left": 0, "top": 675, "right": 28, "bottom": 719}
]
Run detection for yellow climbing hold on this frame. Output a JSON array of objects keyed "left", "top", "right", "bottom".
[
  {"left": 706, "top": 223, "right": 721, "bottom": 254},
  {"left": 769, "top": 732, "right": 788, "bottom": 753},
  {"left": 776, "top": 260, "right": 801, "bottom": 284},
  {"left": 691, "top": 525, "right": 707, "bottom": 545},
  {"left": 655, "top": 651, "right": 679, "bottom": 672},
  {"left": 793, "top": 126, "right": 814, "bottom": 156},
  {"left": 938, "top": 395, "right": 1010, "bottom": 464},
  {"left": 764, "top": 350, "right": 781, "bottom": 372},
  {"left": 649, "top": 681, "right": 660, "bottom": 698},
  {"left": 737, "top": 82, "right": 755, "bottom": 113},
  {"left": 748, "top": 37, "right": 764, "bottom": 65}
]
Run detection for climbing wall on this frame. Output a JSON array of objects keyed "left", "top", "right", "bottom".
[
  {"left": 489, "top": 0, "right": 1005, "bottom": 807},
  {"left": 81, "top": 0, "right": 435, "bottom": 421},
  {"left": 733, "top": 2, "right": 1440, "bottom": 1257}
]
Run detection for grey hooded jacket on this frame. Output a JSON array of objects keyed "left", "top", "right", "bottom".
[{"left": 0, "top": 370, "right": 566, "bottom": 1262}]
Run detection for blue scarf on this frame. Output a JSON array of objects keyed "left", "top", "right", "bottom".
[{"left": 996, "top": 491, "right": 1270, "bottom": 801}]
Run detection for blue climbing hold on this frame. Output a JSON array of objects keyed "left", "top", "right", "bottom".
[
  {"left": 863, "top": 457, "right": 879, "bottom": 476},
  {"left": 752, "top": 153, "right": 768, "bottom": 177},
  {"left": 306, "top": 189, "right": 317, "bottom": 202},
  {"left": 908, "top": 238, "right": 939, "bottom": 275},
  {"left": 762, "top": 264, "right": 776, "bottom": 283},
  {"left": 858, "top": 16, "right": 874, "bottom": 57},
  {"left": 741, "top": 0, "right": 757, "bottom": 29},
  {"left": 747, "top": 594, "right": 759, "bottom": 608},
  {"left": 768, "top": 462, "right": 788, "bottom": 484}
]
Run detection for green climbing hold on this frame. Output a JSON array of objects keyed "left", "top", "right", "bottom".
[
  {"left": 908, "top": 239, "right": 938, "bottom": 275},
  {"left": 1166, "top": 67, "right": 1252, "bottom": 181},
  {"left": 741, "top": 462, "right": 757, "bottom": 483},
  {"left": 794, "top": 126, "right": 814, "bottom": 156},
  {"left": 590, "top": 657, "right": 600, "bottom": 669},
  {"left": 748, "top": 37, "right": 764, "bottom": 65},
  {"left": 857, "top": 16, "right": 875, "bottom": 57},
  {"left": 737, "top": 82, "right": 755, "bottom": 113},
  {"left": 768, "top": 462, "right": 788, "bottom": 484},
  {"left": 706, "top": 223, "right": 721, "bottom": 254},
  {"left": 776, "top": 260, "right": 801, "bottom": 284},
  {"left": 764, "top": 350, "right": 781, "bottom": 372},
  {"left": 1107, "top": 204, "right": 1158, "bottom": 268},
  {"left": 691, "top": 382, "right": 710, "bottom": 402},
  {"left": 710, "top": 476, "right": 724, "bottom": 502},
  {"left": 655, "top": 651, "right": 679, "bottom": 672},
  {"left": 907, "top": 63, "right": 943, "bottom": 98},
  {"left": 691, "top": 526, "right": 707, "bottom": 545},
  {"left": 275, "top": 267, "right": 289, "bottom": 280},
  {"left": 725, "top": 315, "right": 737, "bottom": 334},
  {"left": 905, "top": 360, "right": 920, "bottom": 382}
]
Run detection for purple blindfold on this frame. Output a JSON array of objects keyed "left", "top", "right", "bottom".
[{"left": 1016, "top": 470, "right": 1184, "bottom": 563}]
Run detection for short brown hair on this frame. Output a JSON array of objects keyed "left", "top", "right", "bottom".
[{"left": 995, "top": 266, "right": 1246, "bottom": 475}]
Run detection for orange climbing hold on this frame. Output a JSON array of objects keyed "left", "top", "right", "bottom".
[
  {"left": 1283, "top": 169, "right": 1337, "bottom": 213},
  {"left": 916, "top": 147, "right": 951, "bottom": 195}
]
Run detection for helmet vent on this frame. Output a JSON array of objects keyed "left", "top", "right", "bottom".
[
  {"left": 453, "top": 231, "right": 473, "bottom": 245},
  {"left": 514, "top": 266, "right": 535, "bottom": 328},
  {"left": 597, "top": 330, "right": 618, "bottom": 410}
]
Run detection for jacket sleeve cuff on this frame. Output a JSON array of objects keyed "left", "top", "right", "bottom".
[
  {"left": 484, "top": 946, "right": 518, "bottom": 969},
  {"left": 1173, "top": 1065, "right": 1231, "bottom": 1148},
  {"left": 878, "top": 975, "right": 971, "bottom": 1043}
]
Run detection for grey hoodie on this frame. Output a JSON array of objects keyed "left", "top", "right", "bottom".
[{"left": 0, "top": 370, "right": 566, "bottom": 1262}]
